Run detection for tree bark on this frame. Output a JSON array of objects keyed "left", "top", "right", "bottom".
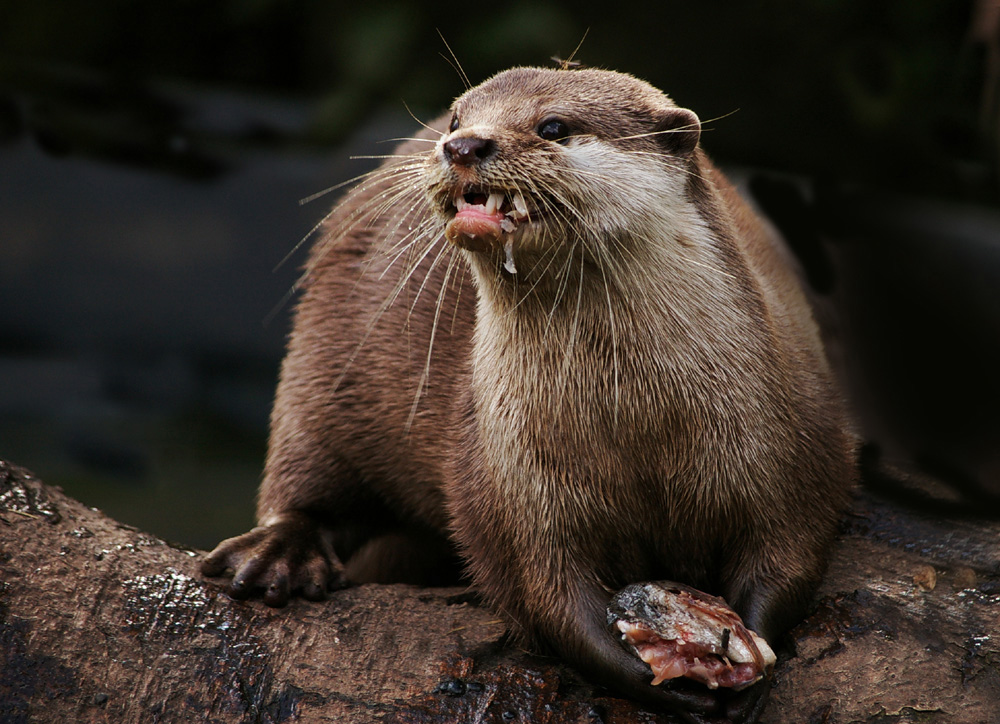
[{"left": 1, "top": 459, "right": 997, "bottom": 724}]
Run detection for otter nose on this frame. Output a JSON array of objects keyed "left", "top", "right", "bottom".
[{"left": 444, "top": 136, "right": 496, "bottom": 166}]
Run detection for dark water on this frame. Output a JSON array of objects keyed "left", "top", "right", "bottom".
[{"left": 0, "top": 85, "right": 418, "bottom": 547}]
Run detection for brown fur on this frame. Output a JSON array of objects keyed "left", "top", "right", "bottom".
[{"left": 203, "top": 67, "right": 857, "bottom": 720}]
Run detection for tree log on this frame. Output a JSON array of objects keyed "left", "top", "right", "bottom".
[{"left": 1, "top": 459, "right": 998, "bottom": 723}]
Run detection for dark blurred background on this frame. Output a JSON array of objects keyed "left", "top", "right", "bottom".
[{"left": 1, "top": 1, "right": 998, "bottom": 548}]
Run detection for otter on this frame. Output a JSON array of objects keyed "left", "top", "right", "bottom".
[{"left": 202, "top": 67, "right": 857, "bottom": 722}]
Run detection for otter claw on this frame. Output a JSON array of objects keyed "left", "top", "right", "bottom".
[{"left": 200, "top": 513, "right": 343, "bottom": 606}]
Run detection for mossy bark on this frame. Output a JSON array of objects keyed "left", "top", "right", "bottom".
[{"left": 1, "top": 460, "right": 997, "bottom": 723}]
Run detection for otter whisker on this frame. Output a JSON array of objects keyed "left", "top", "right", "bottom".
[
  {"left": 446, "top": 260, "right": 470, "bottom": 334},
  {"left": 594, "top": 241, "right": 622, "bottom": 421},
  {"left": 320, "top": 165, "right": 427, "bottom": 237},
  {"left": 546, "top": 234, "right": 581, "bottom": 335},
  {"left": 349, "top": 153, "right": 435, "bottom": 162},
  {"left": 611, "top": 125, "right": 700, "bottom": 143},
  {"left": 436, "top": 29, "right": 472, "bottom": 91},
  {"left": 276, "top": 166, "right": 418, "bottom": 276},
  {"left": 370, "top": 183, "right": 436, "bottom": 249},
  {"left": 404, "top": 241, "right": 461, "bottom": 431},
  {"left": 401, "top": 233, "right": 454, "bottom": 314},
  {"left": 263, "top": 278, "right": 305, "bottom": 329},
  {"left": 506, "top": 182, "right": 586, "bottom": 316},
  {"left": 321, "top": 216, "right": 431, "bottom": 318},
  {"left": 284, "top": 164, "right": 438, "bottom": 356},
  {"left": 686, "top": 257, "right": 739, "bottom": 280},
  {"left": 403, "top": 100, "right": 446, "bottom": 137},
  {"left": 325, "top": 229, "right": 446, "bottom": 402},
  {"left": 377, "top": 136, "right": 440, "bottom": 144},
  {"left": 560, "top": 161, "right": 709, "bottom": 192},
  {"left": 551, "top": 241, "right": 587, "bottom": 419},
  {"left": 299, "top": 156, "right": 429, "bottom": 206},
  {"left": 306, "top": 173, "right": 425, "bottom": 258},
  {"left": 376, "top": 224, "right": 437, "bottom": 282},
  {"left": 618, "top": 152, "right": 713, "bottom": 182},
  {"left": 610, "top": 110, "right": 738, "bottom": 143},
  {"left": 376, "top": 209, "right": 438, "bottom": 263},
  {"left": 306, "top": 179, "right": 425, "bottom": 281},
  {"left": 385, "top": 217, "right": 446, "bottom": 298},
  {"left": 519, "top": 170, "right": 593, "bottom": 237},
  {"left": 516, "top": 241, "right": 566, "bottom": 308},
  {"left": 353, "top": 183, "right": 423, "bottom": 236},
  {"left": 374, "top": 230, "right": 446, "bottom": 306},
  {"left": 277, "top": 209, "right": 339, "bottom": 275}
]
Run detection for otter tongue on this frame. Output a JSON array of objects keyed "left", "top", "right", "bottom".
[
  {"left": 446, "top": 192, "right": 514, "bottom": 260},
  {"left": 445, "top": 205, "right": 505, "bottom": 251},
  {"left": 446, "top": 193, "right": 518, "bottom": 273}
]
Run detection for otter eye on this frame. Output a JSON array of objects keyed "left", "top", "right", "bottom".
[
  {"left": 538, "top": 118, "right": 570, "bottom": 142},
  {"left": 449, "top": 114, "right": 459, "bottom": 132}
]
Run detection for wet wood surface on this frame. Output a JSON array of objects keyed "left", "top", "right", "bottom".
[{"left": 1, "top": 459, "right": 997, "bottom": 723}]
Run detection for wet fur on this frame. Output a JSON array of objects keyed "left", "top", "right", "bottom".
[{"left": 204, "top": 67, "right": 857, "bottom": 719}]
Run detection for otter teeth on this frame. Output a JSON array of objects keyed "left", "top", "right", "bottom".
[
  {"left": 453, "top": 191, "right": 530, "bottom": 223},
  {"left": 511, "top": 192, "right": 528, "bottom": 220},
  {"left": 485, "top": 193, "right": 503, "bottom": 215}
]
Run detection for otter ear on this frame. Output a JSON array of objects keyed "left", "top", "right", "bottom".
[{"left": 654, "top": 107, "right": 700, "bottom": 157}]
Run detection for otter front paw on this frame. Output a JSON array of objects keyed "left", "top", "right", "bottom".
[
  {"left": 200, "top": 511, "right": 345, "bottom": 607},
  {"left": 608, "top": 582, "right": 775, "bottom": 723}
]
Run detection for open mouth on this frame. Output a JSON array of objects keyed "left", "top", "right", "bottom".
[
  {"left": 453, "top": 189, "right": 531, "bottom": 229},
  {"left": 445, "top": 188, "right": 533, "bottom": 272}
]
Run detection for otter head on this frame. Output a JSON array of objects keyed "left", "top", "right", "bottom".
[{"left": 425, "top": 67, "right": 702, "bottom": 275}]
